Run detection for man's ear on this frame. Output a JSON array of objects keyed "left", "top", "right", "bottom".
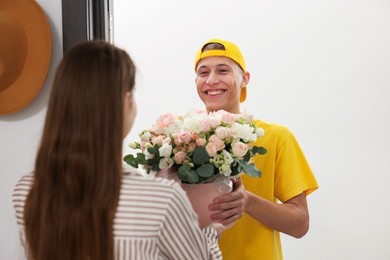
[{"left": 242, "top": 71, "right": 250, "bottom": 87}]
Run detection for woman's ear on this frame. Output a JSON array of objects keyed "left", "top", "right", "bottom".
[{"left": 123, "top": 91, "right": 137, "bottom": 139}]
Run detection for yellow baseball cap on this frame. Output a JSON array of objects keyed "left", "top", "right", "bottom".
[{"left": 194, "top": 38, "right": 247, "bottom": 103}]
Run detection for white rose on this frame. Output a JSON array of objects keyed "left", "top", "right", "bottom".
[
  {"left": 158, "top": 143, "right": 173, "bottom": 158},
  {"left": 220, "top": 164, "right": 232, "bottom": 176},
  {"left": 144, "top": 150, "right": 155, "bottom": 160},
  {"left": 128, "top": 142, "right": 138, "bottom": 149},
  {"left": 167, "top": 119, "right": 183, "bottom": 135},
  {"left": 158, "top": 157, "right": 174, "bottom": 169},
  {"left": 139, "top": 131, "right": 152, "bottom": 141},
  {"left": 256, "top": 127, "right": 265, "bottom": 138},
  {"left": 231, "top": 123, "right": 256, "bottom": 142},
  {"left": 240, "top": 111, "right": 254, "bottom": 124},
  {"left": 209, "top": 117, "right": 221, "bottom": 129},
  {"left": 183, "top": 117, "right": 203, "bottom": 133},
  {"left": 222, "top": 150, "right": 234, "bottom": 165}
]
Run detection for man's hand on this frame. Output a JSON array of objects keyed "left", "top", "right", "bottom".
[{"left": 208, "top": 178, "right": 245, "bottom": 227}]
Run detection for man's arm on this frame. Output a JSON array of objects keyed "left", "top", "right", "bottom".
[
  {"left": 244, "top": 191, "right": 309, "bottom": 238},
  {"left": 209, "top": 182, "right": 310, "bottom": 238}
]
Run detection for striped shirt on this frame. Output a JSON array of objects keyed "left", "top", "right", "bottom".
[{"left": 13, "top": 171, "right": 222, "bottom": 260}]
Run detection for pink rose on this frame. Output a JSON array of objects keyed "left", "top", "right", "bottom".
[
  {"left": 201, "top": 119, "right": 212, "bottom": 132},
  {"left": 222, "top": 113, "right": 237, "bottom": 125},
  {"left": 187, "top": 142, "right": 196, "bottom": 152},
  {"left": 174, "top": 130, "right": 192, "bottom": 144},
  {"left": 151, "top": 135, "right": 165, "bottom": 146},
  {"left": 160, "top": 113, "right": 177, "bottom": 126},
  {"left": 151, "top": 113, "right": 177, "bottom": 134},
  {"left": 216, "top": 110, "right": 238, "bottom": 125},
  {"left": 231, "top": 141, "right": 248, "bottom": 157},
  {"left": 192, "top": 132, "right": 199, "bottom": 140},
  {"left": 174, "top": 151, "right": 187, "bottom": 164},
  {"left": 192, "top": 108, "right": 207, "bottom": 115},
  {"left": 209, "top": 117, "right": 220, "bottom": 128},
  {"left": 162, "top": 137, "right": 172, "bottom": 145},
  {"left": 209, "top": 135, "right": 225, "bottom": 151},
  {"left": 195, "top": 137, "right": 206, "bottom": 147},
  {"left": 205, "top": 142, "right": 217, "bottom": 157},
  {"left": 215, "top": 126, "right": 232, "bottom": 140}
]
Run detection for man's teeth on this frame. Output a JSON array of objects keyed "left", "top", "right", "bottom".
[{"left": 207, "top": 89, "right": 224, "bottom": 96}]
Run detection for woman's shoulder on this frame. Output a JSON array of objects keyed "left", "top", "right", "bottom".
[
  {"left": 13, "top": 172, "right": 34, "bottom": 196},
  {"left": 15, "top": 172, "right": 34, "bottom": 183},
  {"left": 12, "top": 172, "right": 34, "bottom": 219},
  {"left": 119, "top": 169, "right": 188, "bottom": 213},
  {"left": 121, "top": 168, "right": 182, "bottom": 194}
]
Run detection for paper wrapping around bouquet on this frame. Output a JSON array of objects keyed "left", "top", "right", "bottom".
[
  {"left": 181, "top": 181, "right": 226, "bottom": 228},
  {"left": 156, "top": 170, "right": 233, "bottom": 228}
]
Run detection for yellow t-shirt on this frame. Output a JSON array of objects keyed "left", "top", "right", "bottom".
[{"left": 219, "top": 120, "right": 319, "bottom": 260}]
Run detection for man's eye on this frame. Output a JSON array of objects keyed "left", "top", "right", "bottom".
[
  {"left": 198, "top": 71, "right": 209, "bottom": 76},
  {"left": 218, "top": 69, "right": 228, "bottom": 73}
]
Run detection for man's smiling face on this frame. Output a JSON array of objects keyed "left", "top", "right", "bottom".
[{"left": 195, "top": 56, "right": 245, "bottom": 114}]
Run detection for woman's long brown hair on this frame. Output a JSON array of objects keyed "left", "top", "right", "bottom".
[{"left": 24, "top": 40, "right": 136, "bottom": 260}]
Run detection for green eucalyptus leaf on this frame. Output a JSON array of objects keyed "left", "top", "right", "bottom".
[
  {"left": 147, "top": 146, "right": 159, "bottom": 155},
  {"left": 193, "top": 148, "right": 210, "bottom": 165},
  {"left": 123, "top": 154, "right": 138, "bottom": 168},
  {"left": 152, "top": 163, "right": 160, "bottom": 172},
  {"left": 177, "top": 174, "right": 187, "bottom": 183},
  {"left": 242, "top": 161, "right": 261, "bottom": 177},
  {"left": 146, "top": 158, "right": 157, "bottom": 167},
  {"left": 230, "top": 164, "right": 240, "bottom": 176},
  {"left": 237, "top": 161, "right": 243, "bottom": 173},
  {"left": 123, "top": 154, "right": 133, "bottom": 163},
  {"left": 198, "top": 176, "right": 210, "bottom": 183},
  {"left": 243, "top": 151, "right": 250, "bottom": 161},
  {"left": 187, "top": 170, "right": 200, "bottom": 183},
  {"left": 178, "top": 165, "right": 191, "bottom": 181},
  {"left": 196, "top": 163, "right": 214, "bottom": 177},
  {"left": 252, "top": 146, "right": 267, "bottom": 155},
  {"left": 136, "top": 153, "right": 146, "bottom": 164}
]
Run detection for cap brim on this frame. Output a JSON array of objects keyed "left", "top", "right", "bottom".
[{"left": 240, "top": 87, "right": 247, "bottom": 103}]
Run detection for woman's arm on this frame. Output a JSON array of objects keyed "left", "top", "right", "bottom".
[{"left": 160, "top": 183, "right": 223, "bottom": 259}]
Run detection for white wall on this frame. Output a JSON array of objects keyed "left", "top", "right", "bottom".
[
  {"left": 114, "top": 0, "right": 390, "bottom": 259},
  {"left": 1, "top": 0, "right": 389, "bottom": 259},
  {"left": 0, "top": 0, "right": 63, "bottom": 259}
]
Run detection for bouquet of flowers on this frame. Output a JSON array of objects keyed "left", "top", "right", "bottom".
[{"left": 123, "top": 109, "right": 266, "bottom": 184}]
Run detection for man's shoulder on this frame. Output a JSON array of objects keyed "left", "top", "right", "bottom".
[{"left": 253, "top": 119, "right": 293, "bottom": 137}]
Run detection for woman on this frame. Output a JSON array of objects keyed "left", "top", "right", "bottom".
[{"left": 13, "top": 40, "right": 224, "bottom": 260}]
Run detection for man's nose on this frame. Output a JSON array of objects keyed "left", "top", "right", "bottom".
[{"left": 206, "top": 72, "right": 220, "bottom": 85}]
